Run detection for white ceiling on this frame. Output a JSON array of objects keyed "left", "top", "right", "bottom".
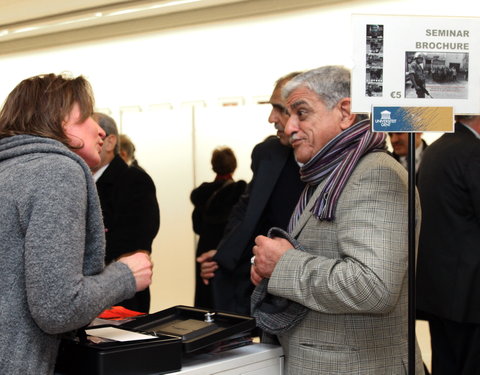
[
  {"left": 0, "top": 0, "right": 131, "bottom": 25},
  {"left": 0, "top": 0, "right": 240, "bottom": 27},
  {"left": 0, "top": 0, "right": 344, "bottom": 54},
  {"left": 0, "top": 0, "right": 248, "bottom": 40}
]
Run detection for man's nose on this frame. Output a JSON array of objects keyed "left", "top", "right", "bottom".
[
  {"left": 284, "top": 117, "right": 296, "bottom": 135},
  {"left": 268, "top": 108, "right": 277, "bottom": 124}
]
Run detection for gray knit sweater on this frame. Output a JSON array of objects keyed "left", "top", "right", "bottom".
[{"left": 0, "top": 135, "right": 136, "bottom": 374}]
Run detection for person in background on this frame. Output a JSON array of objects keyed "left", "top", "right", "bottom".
[
  {"left": 0, "top": 73, "right": 152, "bottom": 374},
  {"left": 92, "top": 112, "right": 160, "bottom": 313},
  {"left": 416, "top": 115, "right": 480, "bottom": 375},
  {"left": 118, "top": 133, "right": 142, "bottom": 170},
  {"left": 190, "top": 147, "right": 246, "bottom": 309},
  {"left": 250, "top": 66, "right": 424, "bottom": 374},
  {"left": 197, "top": 72, "right": 305, "bottom": 316},
  {"left": 389, "top": 132, "right": 428, "bottom": 174}
]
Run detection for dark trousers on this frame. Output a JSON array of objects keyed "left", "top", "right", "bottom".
[
  {"left": 119, "top": 288, "right": 150, "bottom": 313},
  {"left": 429, "top": 315, "right": 480, "bottom": 375}
]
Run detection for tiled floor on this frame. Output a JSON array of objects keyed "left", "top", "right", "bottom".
[{"left": 417, "top": 320, "right": 432, "bottom": 373}]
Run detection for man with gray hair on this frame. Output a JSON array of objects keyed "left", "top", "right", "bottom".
[
  {"left": 92, "top": 112, "right": 160, "bottom": 313},
  {"left": 250, "top": 66, "right": 425, "bottom": 374}
]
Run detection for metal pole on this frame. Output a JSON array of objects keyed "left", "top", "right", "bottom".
[{"left": 408, "top": 133, "right": 416, "bottom": 374}]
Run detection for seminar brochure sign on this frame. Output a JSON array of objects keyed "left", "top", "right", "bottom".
[{"left": 352, "top": 14, "right": 480, "bottom": 116}]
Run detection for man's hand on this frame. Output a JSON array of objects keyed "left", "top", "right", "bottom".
[
  {"left": 118, "top": 251, "right": 153, "bottom": 292},
  {"left": 197, "top": 249, "right": 218, "bottom": 285},
  {"left": 250, "top": 235, "right": 292, "bottom": 285}
]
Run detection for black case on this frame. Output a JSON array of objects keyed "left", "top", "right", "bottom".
[
  {"left": 121, "top": 305, "right": 256, "bottom": 354},
  {"left": 56, "top": 305, "right": 256, "bottom": 375}
]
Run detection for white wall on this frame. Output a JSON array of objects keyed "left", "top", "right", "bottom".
[{"left": 0, "top": 0, "right": 475, "bottom": 311}]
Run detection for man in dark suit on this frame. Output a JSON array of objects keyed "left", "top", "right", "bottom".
[
  {"left": 416, "top": 116, "right": 480, "bottom": 375},
  {"left": 197, "top": 72, "right": 305, "bottom": 316},
  {"left": 92, "top": 113, "right": 160, "bottom": 313}
]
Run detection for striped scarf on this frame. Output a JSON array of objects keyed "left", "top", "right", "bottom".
[{"left": 288, "top": 119, "right": 386, "bottom": 231}]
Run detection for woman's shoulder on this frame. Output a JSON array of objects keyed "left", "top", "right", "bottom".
[
  {"left": 233, "top": 179, "right": 247, "bottom": 191},
  {"left": 18, "top": 152, "right": 86, "bottom": 194},
  {"left": 193, "top": 181, "right": 223, "bottom": 193},
  {"left": 216, "top": 179, "right": 246, "bottom": 199},
  {"left": 34, "top": 152, "right": 84, "bottom": 175},
  {"left": 191, "top": 181, "right": 223, "bottom": 203}
]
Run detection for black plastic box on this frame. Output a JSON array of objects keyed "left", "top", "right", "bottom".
[
  {"left": 56, "top": 305, "right": 256, "bottom": 375},
  {"left": 56, "top": 326, "right": 181, "bottom": 375}
]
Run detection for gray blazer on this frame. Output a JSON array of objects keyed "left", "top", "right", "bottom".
[{"left": 268, "top": 152, "right": 424, "bottom": 375}]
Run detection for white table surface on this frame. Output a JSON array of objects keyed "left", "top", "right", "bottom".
[{"left": 178, "top": 343, "right": 284, "bottom": 374}]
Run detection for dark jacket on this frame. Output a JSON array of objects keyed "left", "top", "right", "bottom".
[
  {"left": 191, "top": 179, "right": 247, "bottom": 256},
  {"left": 190, "top": 178, "right": 246, "bottom": 308},
  {"left": 96, "top": 155, "right": 160, "bottom": 312},
  {"left": 211, "top": 137, "right": 304, "bottom": 315},
  {"left": 417, "top": 122, "right": 480, "bottom": 323}
]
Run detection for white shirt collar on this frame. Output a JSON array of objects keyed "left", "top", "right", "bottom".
[{"left": 92, "top": 163, "right": 109, "bottom": 182}]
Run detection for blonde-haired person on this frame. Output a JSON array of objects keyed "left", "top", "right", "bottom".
[{"left": 118, "top": 133, "right": 143, "bottom": 169}]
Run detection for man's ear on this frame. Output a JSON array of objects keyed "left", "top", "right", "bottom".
[{"left": 337, "top": 98, "right": 357, "bottom": 130}]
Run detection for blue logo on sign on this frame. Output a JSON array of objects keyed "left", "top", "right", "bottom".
[{"left": 373, "top": 107, "right": 416, "bottom": 132}]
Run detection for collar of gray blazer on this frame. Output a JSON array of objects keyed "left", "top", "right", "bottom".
[{"left": 290, "top": 181, "right": 325, "bottom": 238}]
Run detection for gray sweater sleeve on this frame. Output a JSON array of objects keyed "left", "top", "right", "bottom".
[{"left": 20, "top": 156, "right": 136, "bottom": 334}]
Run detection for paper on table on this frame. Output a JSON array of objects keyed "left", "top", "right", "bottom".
[{"left": 85, "top": 326, "right": 157, "bottom": 342}]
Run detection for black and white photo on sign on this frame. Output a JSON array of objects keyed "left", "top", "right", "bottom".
[
  {"left": 404, "top": 51, "right": 469, "bottom": 99},
  {"left": 365, "top": 24, "right": 384, "bottom": 97}
]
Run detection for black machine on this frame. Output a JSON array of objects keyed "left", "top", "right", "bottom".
[{"left": 56, "top": 305, "right": 256, "bottom": 375}]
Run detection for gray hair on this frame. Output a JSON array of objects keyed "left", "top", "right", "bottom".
[
  {"left": 94, "top": 112, "right": 119, "bottom": 154},
  {"left": 274, "top": 71, "right": 303, "bottom": 91},
  {"left": 282, "top": 65, "right": 351, "bottom": 110}
]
